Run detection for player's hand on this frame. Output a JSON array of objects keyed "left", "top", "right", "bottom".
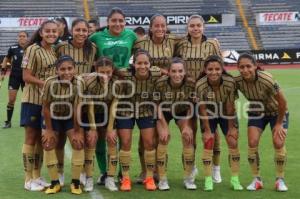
[
  {"left": 273, "top": 123, "right": 287, "bottom": 141},
  {"left": 227, "top": 127, "right": 239, "bottom": 140},
  {"left": 107, "top": 130, "right": 118, "bottom": 145},
  {"left": 202, "top": 130, "right": 213, "bottom": 144},
  {"left": 159, "top": 129, "right": 169, "bottom": 144},
  {"left": 86, "top": 129, "right": 98, "bottom": 146},
  {"left": 182, "top": 126, "right": 193, "bottom": 145},
  {"left": 71, "top": 131, "right": 84, "bottom": 150},
  {"left": 42, "top": 129, "right": 57, "bottom": 148}
]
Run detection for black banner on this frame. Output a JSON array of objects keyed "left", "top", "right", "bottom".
[{"left": 125, "top": 14, "right": 222, "bottom": 26}]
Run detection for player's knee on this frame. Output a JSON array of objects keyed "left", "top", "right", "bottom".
[
  {"left": 273, "top": 138, "right": 284, "bottom": 149},
  {"left": 248, "top": 139, "right": 259, "bottom": 148},
  {"left": 226, "top": 135, "right": 238, "bottom": 149},
  {"left": 43, "top": 142, "right": 56, "bottom": 151}
]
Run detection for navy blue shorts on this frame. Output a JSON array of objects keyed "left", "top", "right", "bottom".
[
  {"left": 116, "top": 117, "right": 156, "bottom": 129},
  {"left": 81, "top": 112, "right": 108, "bottom": 131},
  {"left": 248, "top": 112, "right": 289, "bottom": 131},
  {"left": 200, "top": 117, "right": 239, "bottom": 135},
  {"left": 42, "top": 118, "right": 74, "bottom": 133},
  {"left": 8, "top": 74, "right": 24, "bottom": 90},
  {"left": 163, "top": 111, "right": 191, "bottom": 124},
  {"left": 20, "top": 103, "right": 42, "bottom": 129}
]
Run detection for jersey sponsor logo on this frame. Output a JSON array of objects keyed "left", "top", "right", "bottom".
[{"left": 22, "top": 56, "right": 29, "bottom": 65}]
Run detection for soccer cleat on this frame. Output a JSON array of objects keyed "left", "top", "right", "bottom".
[
  {"left": 212, "top": 165, "right": 222, "bottom": 183},
  {"left": 189, "top": 166, "right": 198, "bottom": 182},
  {"left": 105, "top": 176, "right": 118, "bottom": 191},
  {"left": 45, "top": 182, "right": 61, "bottom": 194},
  {"left": 24, "top": 179, "right": 44, "bottom": 191},
  {"left": 2, "top": 121, "right": 11, "bottom": 129},
  {"left": 70, "top": 182, "right": 82, "bottom": 195},
  {"left": 204, "top": 176, "right": 213, "bottom": 191},
  {"left": 183, "top": 176, "right": 197, "bottom": 190},
  {"left": 96, "top": 172, "right": 107, "bottom": 185},
  {"left": 275, "top": 178, "right": 288, "bottom": 192},
  {"left": 34, "top": 177, "right": 51, "bottom": 188},
  {"left": 143, "top": 177, "right": 157, "bottom": 191},
  {"left": 247, "top": 177, "right": 263, "bottom": 191},
  {"left": 135, "top": 172, "right": 146, "bottom": 184},
  {"left": 80, "top": 172, "right": 86, "bottom": 186},
  {"left": 84, "top": 177, "right": 94, "bottom": 192},
  {"left": 120, "top": 177, "right": 131, "bottom": 191},
  {"left": 58, "top": 173, "right": 64, "bottom": 186},
  {"left": 158, "top": 178, "right": 170, "bottom": 191},
  {"left": 230, "top": 176, "right": 243, "bottom": 191}
]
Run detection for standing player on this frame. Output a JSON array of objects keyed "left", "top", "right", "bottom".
[
  {"left": 175, "top": 15, "right": 223, "bottom": 183},
  {"left": 88, "top": 19, "right": 100, "bottom": 36},
  {"left": 21, "top": 20, "right": 58, "bottom": 191},
  {"left": 56, "top": 18, "right": 97, "bottom": 190},
  {"left": 112, "top": 49, "right": 161, "bottom": 191},
  {"left": 55, "top": 17, "right": 72, "bottom": 44},
  {"left": 89, "top": 7, "right": 137, "bottom": 185},
  {"left": 1, "top": 31, "right": 28, "bottom": 128},
  {"left": 154, "top": 57, "right": 196, "bottom": 190},
  {"left": 42, "top": 55, "right": 85, "bottom": 195},
  {"left": 235, "top": 53, "right": 289, "bottom": 192},
  {"left": 196, "top": 55, "right": 243, "bottom": 191},
  {"left": 133, "top": 14, "right": 181, "bottom": 182}
]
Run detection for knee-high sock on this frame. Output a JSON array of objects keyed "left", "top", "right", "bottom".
[
  {"left": 228, "top": 148, "right": 240, "bottom": 176},
  {"left": 107, "top": 145, "right": 118, "bottom": 177},
  {"left": 32, "top": 142, "right": 43, "bottom": 179},
  {"left": 275, "top": 146, "right": 287, "bottom": 178},
  {"left": 183, "top": 147, "right": 195, "bottom": 177},
  {"left": 44, "top": 149, "right": 59, "bottom": 181},
  {"left": 56, "top": 148, "right": 64, "bottom": 174},
  {"left": 6, "top": 103, "right": 14, "bottom": 122},
  {"left": 85, "top": 148, "right": 95, "bottom": 177},
  {"left": 22, "top": 144, "right": 34, "bottom": 182},
  {"left": 144, "top": 150, "right": 156, "bottom": 178},
  {"left": 71, "top": 149, "right": 84, "bottom": 180},
  {"left": 119, "top": 150, "right": 131, "bottom": 178},
  {"left": 156, "top": 144, "right": 167, "bottom": 179},
  {"left": 213, "top": 135, "right": 221, "bottom": 166},
  {"left": 202, "top": 149, "right": 213, "bottom": 177},
  {"left": 248, "top": 147, "right": 260, "bottom": 177}
]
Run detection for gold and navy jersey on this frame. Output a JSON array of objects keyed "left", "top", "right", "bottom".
[
  {"left": 235, "top": 70, "right": 280, "bottom": 116},
  {"left": 117, "top": 66, "right": 162, "bottom": 118},
  {"left": 21, "top": 43, "right": 57, "bottom": 105},
  {"left": 195, "top": 74, "right": 237, "bottom": 115},
  {"left": 42, "top": 75, "right": 85, "bottom": 117},
  {"left": 133, "top": 34, "right": 181, "bottom": 70},
  {"left": 175, "top": 36, "right": 221, "bottom": 80},
  {"left": 154, "top": 75, "right": 195, "bottom": 114},
  {"left": 84, "top": 74, "right": 122, "bottom": 113},
  {"left": 56, "top": 40, "right": 97, "bottom": 75}
]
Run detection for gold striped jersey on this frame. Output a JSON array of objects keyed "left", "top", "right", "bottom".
[
  {"left": 56, "top": 40, "right": 97, "bottom": 75},
  {"left": 195, "top": 74, "right": 238, "bottom": 115},
  {"left": 133, "top": 34, "right": 181, "bottom": 70},
  {"left": 84, "top": 74, "right": 122, "bottom": 114},
  {"left": 117, "top": 66, "right": 162, "bottom": 118},
  {"left": 175, "top": 36, "right": 221, "bottom": 80},
  {"left": 21, "top": 43, "right": 57, "bottom": 105},
  {"left": 42, "top": 75, "right": 85, "bottom": 117},
  {"left": 235, "top": 70, "right": 280, "bottom": 116},
  {"left": 154, "top": 76, "right": 195, "bottom": 114}
]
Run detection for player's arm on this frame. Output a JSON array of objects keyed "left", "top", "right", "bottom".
[
  {"left": 23, "top": 68, "right": 45, "bottom": 88},
  {"left": 273, "top": 90, "right": 288, "bottom": 140},
  {"left": 106, "top": 97, "right": 118, "bottom": 145}
]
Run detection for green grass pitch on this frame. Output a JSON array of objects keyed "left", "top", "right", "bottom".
[{"left": 0, "top": 69, "right": 299, "bottom": 199}]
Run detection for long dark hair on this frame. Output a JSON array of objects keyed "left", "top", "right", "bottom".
[
  {"left": 26, "top": 20, "right": 57, "bottom": 49},
  {"left": 71, "top": 18, "right": 93, "bottom": 62},
  {"left": 148, "top": 14, "right": 166, "bottom": 39},
  {"left": 237, "top": 52, "right": 263, "bottom": 71},
  {"left": 94, "top": 56, "right": 114, "bottom": 69},
  {"left": 55, "top": 17, "right": 71, "bottom": 40},
  {"left": 198, "top": 55, "right": 231, "bottom": 80},
  {"left": 131, "top": 49, "right": 152, "bottom": 74},
  {"left": 186, "top": 15, "right": 205, "bottom": 42},
  {"left": 55, "top": 55, "right": 75, "bottom": 69},
  {"left": 107, "top": 7, "right": 125, "bottom": 31}
]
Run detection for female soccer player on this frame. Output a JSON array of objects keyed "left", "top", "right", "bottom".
[
  {"left": 196, "top": 55, "right": 243, "bottom": 191},
  {"left": 1, "top": 31, "right": 28, "bottom": 128},
  {"left": 154, "top": 57, "right": 196, "bottom": 190},
  {"left": 83, "top": 56, "right": 121, "bottom": 192},
  {"left": 175, "top": 15, "right": 223, "bottom": 183},
  {"left": 21, "top": 20, "right": 58, "bottom": 191},
  {"left": 236, "top": 53, "right": 289, "bottom": 192},
  {"left": 112, "top": 49, "right": 161, "bottom": 191},
  {"left": 133, "top": 14, "right": 181, "bottom": 182},
  {"left": 55, "top": 17, "right": 72, "bottom": 44},
  {"left": 42, "top": 55, "right": 85, "bottom": 195},
  {"left": 89, "top": 7, "right": 137, "bottom": 185},
  {"left": 56, "top": 18, "right": 97, "bottom": 190}
]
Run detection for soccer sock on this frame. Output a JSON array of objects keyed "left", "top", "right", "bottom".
[
  {"left": 32, "top": 142, "right": 43, "bottom": 179},
  {"left": 183, "top": 147, "right": 195, "bottom": 177},
  {"left": 56, "top": 148, "right": 64, "bottom": 174},
  {"left": 228, "top": 148, "right": 240, "bottom": 176},
  {"left": 71, "top": 149, "right": 84, "bottom": 180},
  {"left": 275, "top": 146, "right": 287, "bottom": 178},
  {"left": 248, "top": 147, "right": 260, "bottom": 177},
  {"left": 107, "top": 145, "right": 118, "bottom": 177},
  {"left": 138, "top": 140, "right": 146, "bottom": 174},
  {"left": 119, "top": 150, "right": 131, "bottom": 178},
  {"left": 85, "top": 148, "right": 95, "bottom": 177},
  {"left": 6, "top": 103, "right": 14, "bottom": 122},
  {"left": 202, "top": 149, "right": 213, "bottom": 177},
  {"left": 213, "top": 135, "right": 221, "bottom": 166},
  {"left": 44, "top": 149, "right": 59, "bottom": 181},
  {"left": 144, "top": 150, "right": 156, "bottom": 178},
  {"left": 156, "top": 143, "right": 167, "bottom": 179},
  {"left": 95, "top": 138, "right": 107, "bottom": 174},
  {"left": 22, "top": 144, "right": 34, "bottom": 182}
]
